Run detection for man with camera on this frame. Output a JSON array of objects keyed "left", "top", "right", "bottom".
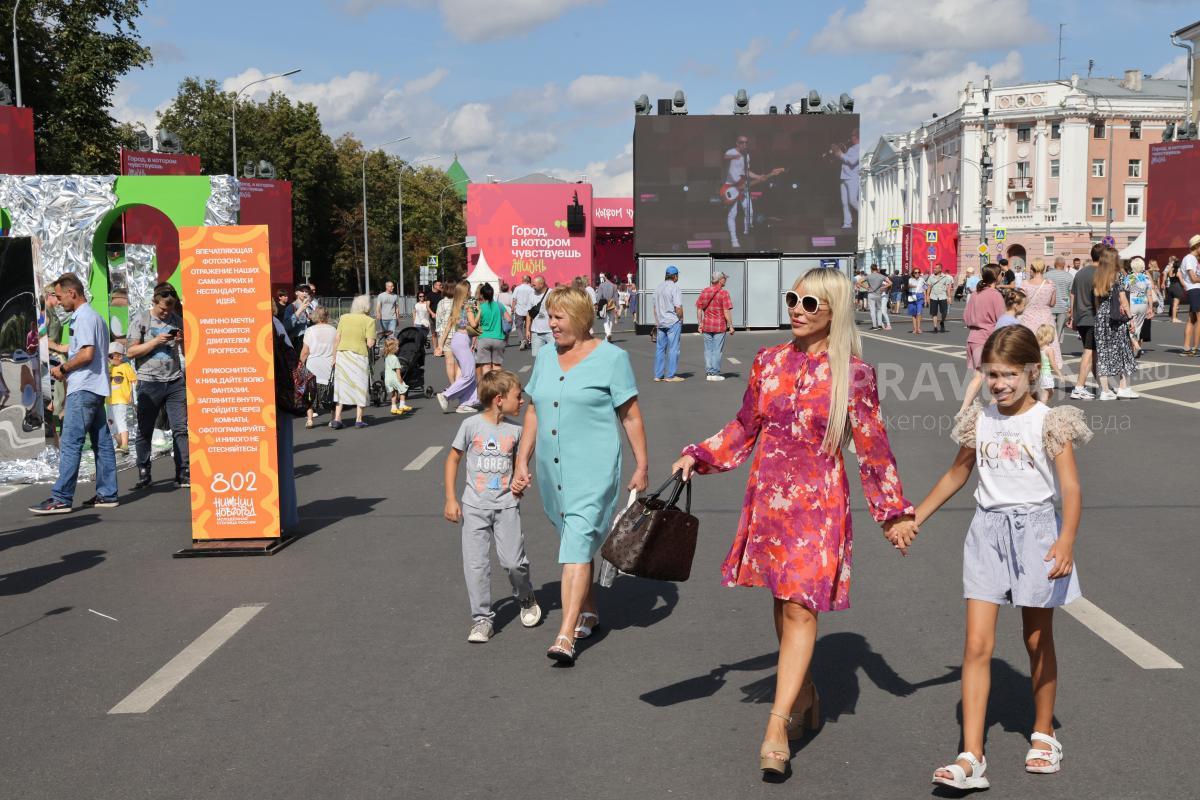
[{"left": 127, "top": 284, "right": 189, "bottom": 490}]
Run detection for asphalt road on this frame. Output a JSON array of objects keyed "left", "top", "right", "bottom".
[{"left": 1, "top": 312, "right": 1196, "bottom": 799}]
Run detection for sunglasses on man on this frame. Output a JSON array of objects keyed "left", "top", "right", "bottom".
[{"left": 784, "top": 291, "right": 826, "bottom": 314}]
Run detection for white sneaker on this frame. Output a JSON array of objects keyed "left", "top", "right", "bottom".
[
  {"left": 1116, "top": 388, "right": 1139, "bottom": 399},
  {"left": 519, "top": 595, "right": 543, "bottom": 627},
  {"left": 467, "top": 620, "right": 493, "bottom": 643},
  {"left": 455, "top": 404, "right": 479, "bottom": 414},
  {"left": 436, "top": 392, "right": 449, "bottom": 413},
  {"left": 707, "top": 375, "right": 725, "bottom": 381},
  {"left": 1098, "top": 390, "right": 1118, "bottom": 401},
  {"left": 1069, "top": 387, "right": 1095, "bottom": 400}
]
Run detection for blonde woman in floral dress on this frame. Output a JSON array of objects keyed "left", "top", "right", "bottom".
[{"left": 673, "top": 268, "right": 917, "bottom": 778}]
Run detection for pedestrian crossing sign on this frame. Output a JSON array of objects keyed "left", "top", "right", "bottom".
[
  {"left": 889, "top": 218, "right": 900, "bottom": 230},
  {"left": 995, "top": 227, "right": 1007, "bottom": 241},
  {"left": 925, "top": 230, "right": 938, "bottom": 243}
]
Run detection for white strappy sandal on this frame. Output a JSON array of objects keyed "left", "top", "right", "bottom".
[
  {"left": 574, "top": 612, "right": 599, "bottom": 639},
  {"left": 931, "top": 752, "right": 990, "bottom": 791},
  {"left": 1025, "top": 732, "right": 1063, "bottom": 774}
]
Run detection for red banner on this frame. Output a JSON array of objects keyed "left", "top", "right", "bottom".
[
  {"left": 0, "top": 106, "right": 36, "bottom": 174},
  {"left": 1147, "top": 141, "right": 1200, "bottom": 267},
  {"left": 238, "top": 179, "right": 295, "bottom": 291},
  {"left": 466, "top": 183, "right": 593, "bottom": 287},
  {"left": 120, "top": 149, "right": 202, "bottom": 279},
  {"left": 902, "top": 223, "right": 960, "bottom": 276},
  {"left": 592, "top": 197, "right": 633, "bottom": 228}
]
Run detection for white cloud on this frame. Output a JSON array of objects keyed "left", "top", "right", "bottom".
[
  {"left": 566, "top": 72, "right": 673, "bottom": 106},
  {"left": 339, "top": 0, "right": 598, "bottom": 42},
  {"left": 403, "top": 67, "right": 449, "bottom": 95},
  {"left": 735, "top": 37, "right": 769, "bottom": 81},
  {"left": 543, "top": 142, "right": 633, "bottom": 197},
  {"left": 434, "top": 102, "right": 495, "bottom": 151},
  {"left": 850, "top": 50, "right": 1023, "bottom": 140},
  {"left": 1154, "top": 54, "right": 1188, "bottom": 80},
  {"left": 110, "top": 79, "right": 172, "bottom": 135},
  {"left": 811, "top": 0, "right": 1043, "bottom": 53}
]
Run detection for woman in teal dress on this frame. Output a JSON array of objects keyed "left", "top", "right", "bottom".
[{"left": 513, "top": 287, "right": 649, "bottom": 665}]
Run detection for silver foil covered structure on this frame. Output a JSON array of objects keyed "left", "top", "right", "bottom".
[
  {"left": 123, "top": 244, "right": 158, "bottom": 321},
  {"left": 206, "top": 176, "right": 241, "bottom": 226}
]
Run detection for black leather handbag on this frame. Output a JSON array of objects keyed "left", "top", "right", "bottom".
[{"left": 601, "top": 473, "right": 699, "bottom": 582}]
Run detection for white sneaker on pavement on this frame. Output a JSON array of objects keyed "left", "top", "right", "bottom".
[
  {"left": 1116, "top": 387, "right": 1139, "bottom": 399},
  {"left": 455, "top": 404, "right": 479, "bottom": 414},
  {"left": 707, "top": 375, "right": 725, "bottom": 381},
  {"left": 436, "top": 392, "right": 450, "bottom": 412},
  {"left": 1098, "top": 390, "right": 1118, "bottom": 401},
  {"left": 467, "top": 620, "right": 493, "bottom": 643},
  {"left": 1069, "top": 387, "right": 1095, "bottom": 400},
  {"left": 519, "top": 595, "right": 543, "bottom": 627}
]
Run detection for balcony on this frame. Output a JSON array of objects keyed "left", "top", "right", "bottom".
[{"left": 1007, "top": 176, "right": 1033, "bottom": 196}]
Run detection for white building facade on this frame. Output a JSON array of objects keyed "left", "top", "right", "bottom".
[{"left": 859, "top": 72, "right": 1188, "bottom": 273}]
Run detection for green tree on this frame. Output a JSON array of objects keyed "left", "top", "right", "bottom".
[{"left": 0, "top": 0, "right": 152, "bottom": 173}]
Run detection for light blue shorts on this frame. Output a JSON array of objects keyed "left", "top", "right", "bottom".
[{"left": 963, "top": 504, "right": 1081, "bottom": 608}]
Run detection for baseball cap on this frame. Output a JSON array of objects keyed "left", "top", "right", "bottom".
[
  {"left": 108, "top": 342, "right": 125, "bottom": 355},
  {"left": 665, "top": 265, "right": 679, "bottom": 276},
  {"left": 1190, "top": 234, "right": 1200, "bottom": 249}
]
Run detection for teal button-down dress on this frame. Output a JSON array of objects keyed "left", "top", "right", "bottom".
[{"left": 527, "top": 341, "right": 639, "bottom": 563}]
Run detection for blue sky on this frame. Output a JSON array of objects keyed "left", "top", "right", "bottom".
[{"left": 116, "top": 0, "right": 1196, "bottom": 196}]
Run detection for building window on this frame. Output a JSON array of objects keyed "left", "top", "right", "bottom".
[
  {"left": 1092, "top": 159, "right": 1105, "bottom": 178},
  {"left": 1093, "top": 120, "right": 1106, "bottom": 139},
  {"left": 1016, "top": 161, "right": 1031, "bottom": 178},
  {"left": 1050, "top": 159, "right": 1060, "bottom": 178},
  {"left": 1017, "top": 126, "right": 1031, "bottom": 143},
  {"left": 1044, "top": 237, "right": 1055, "bottom": 256},
  {"left": 1130, "top": 120, "right": 1141, "bottom": 140},
  {"left": 1049, "top": 197, "right": 1059, "bottom": 215},
  {"left": 1128, "top": 159, "right": 1141, "bottom": 178},
  {"left": 1091, "top": 197, "right": 1104, "bottom": 217},
  {"left": 1015, "top": 198, "right": 1030, "bottom": 214},
  {"left": 1051, "top": 122, "right": 1061, "bottom": 139},
  {"left": 1127, "top": 196, "right": 1141, "bottom": 217}
]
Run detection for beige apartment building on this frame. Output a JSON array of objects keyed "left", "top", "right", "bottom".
[{"left": 859, "top": 71, "right": 1188, "bottom": 273}]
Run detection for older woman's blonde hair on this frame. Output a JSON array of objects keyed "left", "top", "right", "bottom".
[
  {"left": 545, "top": 286, "right": 595, "bottom": 337},
  {"left": 1029, "top": 257, "right": 1047, "bottom": 275},
  {"left": 350, "top": 294, "right": 372, "bottom": 315},
  {"left": 313, "top": 306, "right": 330, "bottom": 324},
  {"left": 793, "top": 269, "right": 861, "bottom": 456}
]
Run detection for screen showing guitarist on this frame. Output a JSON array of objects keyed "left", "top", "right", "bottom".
[{"left": 722, "top": 135, "right": 784, "bottom": 249}]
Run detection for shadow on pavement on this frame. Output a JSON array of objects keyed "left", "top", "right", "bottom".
[
  {"left": 293, "top": 437, "right": 336, "bottom": 453},
  {"left": 0, "top": 550, "right": 106, "bottom": 596},
  {"left": 0, "top": 605, "right": 73, "bottom": 639},
  {"left": 294, "top": 496, "right": 386, "bottom": 538},
  {"left": 0, "top": 513, "right": 102, "bottom": 553}
]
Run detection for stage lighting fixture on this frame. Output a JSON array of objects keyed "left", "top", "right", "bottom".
[
  {"left": 243, "top": 162, "right": 257, "bottom": 178},
  {"left": 733, "top": 89, "right": 750, "bottom": 115},
  {"left": 133, "top": 131, "right": 153, "bottom": 152},
  {"left": 839, "top": 93, "right": 854, "bottom": 113},
  {"left": 769, "top": 105, "right": 778, "bottom": 115},
  {"left": 257, "top": 160, "right": 277, "bottom": 180},
  {"left": 0, "top": 83, "right": 12, "bottom": 105},
  {"left": 784, "top": 104, "right": 794, "bottom": 115},
  {"left": 156, "top": 130, "right": 183, "bottom": 153},
  {"left": 1163, "top": 122, "right": 1176, "bottom": 142},
  {"left": 634, "top": 94, "right": 651, "bottom": 115},
  {"left": 806, "top": 90, "right": 822, "bottom": 113},
  {"left": 670, "top": 90, "right": 688, "bottom": 115}
]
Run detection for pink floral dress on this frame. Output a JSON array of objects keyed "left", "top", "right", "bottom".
[{"left": 682, "top": 344, "right": 913, "bottom": 611}]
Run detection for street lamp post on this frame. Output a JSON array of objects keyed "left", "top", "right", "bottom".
[
  {"left": 979, "top": 75, "right": 993, "bottom": 268},
  {"left": 11, "top": 0, "right": 22, "bottom": 107},
  {"left": 361, "top": 135, "right": 411, "bottom": 297},
  {"left": 398, "top": 154, "right": 441, "bottom": 300},
  {"left": 231, "top": 68, "right": 301, "bottom": 178}
]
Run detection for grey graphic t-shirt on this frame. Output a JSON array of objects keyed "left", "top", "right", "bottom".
[{"left": 451, "top": 415, "right": 522, "bottom": 509}]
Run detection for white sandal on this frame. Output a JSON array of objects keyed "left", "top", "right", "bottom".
[
  {"left": 574, "top": 612, "right": 599, "bottom": 639},
  {"left": 931, "top": 752, "right": 990, "bottom": 791},
  {"left": 1025, "top": 732, "right": 1063, "bottom": 774}
]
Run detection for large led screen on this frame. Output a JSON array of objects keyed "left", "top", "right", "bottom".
[{"left": 634, "top": 114, "right": 860, "bottom": 254}]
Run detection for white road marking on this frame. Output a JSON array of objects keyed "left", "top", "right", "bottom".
[
  {"left": 88, "top": 609, "right": 119, "bottom": 622},
  {"left": 519, "top": 365, "right": 532, "bottom": 373},
  {"left": 1126, "top": 372, "right": 1200, "bottom": 393},
  {"left": 403, "top": 446, "right": 443, "bottom": 471},
  {"left": 0, "top": 485, "right": 19, "bottom": 499},
  {"left": 727, "top": 357, "right": 741, "bottom": 365},
  {"left": 1063, "top": 599, "right": 1183, "bottom": 670},
  {"left": 109, "top": 604, "right": 268, "bottom": 714}
]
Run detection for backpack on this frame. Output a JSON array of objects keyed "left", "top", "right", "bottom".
[{"left": 274, "top": 328, "right": 314, "bottom": 417}]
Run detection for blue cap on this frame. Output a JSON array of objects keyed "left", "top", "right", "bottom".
[{"left": 665, "top": 265, "right": 679, "bottom": 275}]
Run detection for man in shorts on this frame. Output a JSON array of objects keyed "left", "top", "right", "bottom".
[
  {"left": 511, "top": 276, "right": 535, "bottom": 350},
  {"left": 1068, "top": 244, "right": 1102, "bottom": 399},
  {"left": 1181, "top": 234, "right": 1200, "bottom": 356}
]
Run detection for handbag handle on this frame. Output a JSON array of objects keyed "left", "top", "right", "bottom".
[{"left": 656, "top": 471, "right": 693, "bottom": 514}]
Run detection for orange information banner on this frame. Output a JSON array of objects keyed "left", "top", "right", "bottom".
[{"left": 179, "top": 226, "right": 280, "bottom": 540}]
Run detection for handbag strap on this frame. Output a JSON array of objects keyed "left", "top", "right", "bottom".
[{"left": 662, "top": 473, "right": 692, "bottom": 514}]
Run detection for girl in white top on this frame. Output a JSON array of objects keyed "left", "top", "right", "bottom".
[{"left": 913, "top": 325, "right": 1091, "bottom": 792}]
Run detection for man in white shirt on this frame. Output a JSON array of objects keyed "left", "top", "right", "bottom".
[
  {"left": 1181, "top": 234, "right": 1200, "bottom": 356},
  {"left": 511, "top": 276, "right": 536, "bottom": 350},
  {"left": 526, "top": 276, "right": 553, "bottom": 355},
  {"left": 652, "top": 266, "right": 684, "bottom": 382},
  {"left": 723, "top": 135, "right": 782, "bottom": 249},
  {"left": 831, "top": 131, "right": 860, "bottom": 229},
  {"left": 595, "top": 273, "right": 618, "bottom": 341}
]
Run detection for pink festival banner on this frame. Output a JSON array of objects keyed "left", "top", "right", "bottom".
[
  {"left": 592, "top": 197, "right": 633, "bottom": 228},
  {"left": 466, "top": 183, "right": 593, "bottom": 287}
]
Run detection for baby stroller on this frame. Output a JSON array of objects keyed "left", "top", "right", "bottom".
[{"left": 369, "top": 326, "right": 433, "bottom": 407}]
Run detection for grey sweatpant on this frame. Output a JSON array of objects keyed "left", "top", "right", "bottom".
[{"left": 462, "top": 504, "right": 534, "bottom": 623}]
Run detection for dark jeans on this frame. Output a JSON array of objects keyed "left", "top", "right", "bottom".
[
  {"left": 52, "top": 390, "right": 118, "bottom": 504},
  {"left": 929, "top": 299, "right": 948, "bottom": 325},
  {"left": 136, "top": 376, "right": 188, "bottom": 475}
]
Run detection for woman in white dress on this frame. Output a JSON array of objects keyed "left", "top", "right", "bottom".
[{"left": 299, "top": 306, "right": 337, "bottom": 428}]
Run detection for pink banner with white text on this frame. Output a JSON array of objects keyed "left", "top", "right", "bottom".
[{"left": 466, "top": 183, "right": 593, "bottom": 287}]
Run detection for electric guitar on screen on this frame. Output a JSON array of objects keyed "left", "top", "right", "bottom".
[{"left": 719, "top": 167, "right": 785, "bottom": 204}]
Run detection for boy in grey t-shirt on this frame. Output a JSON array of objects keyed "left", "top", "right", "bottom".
[{"left": 444, "top": 370, "right": 542, "bottom": 642}]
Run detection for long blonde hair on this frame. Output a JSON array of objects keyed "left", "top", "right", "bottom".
[
  {"left": 441, "top": 281, "right": 470, "bottom": 345},
  {"left": 1093, "top": 247, "right": 1121, "bottom": 297},
  {"left": 795, "top": 269, "right": 861, "bottom": 456}
]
